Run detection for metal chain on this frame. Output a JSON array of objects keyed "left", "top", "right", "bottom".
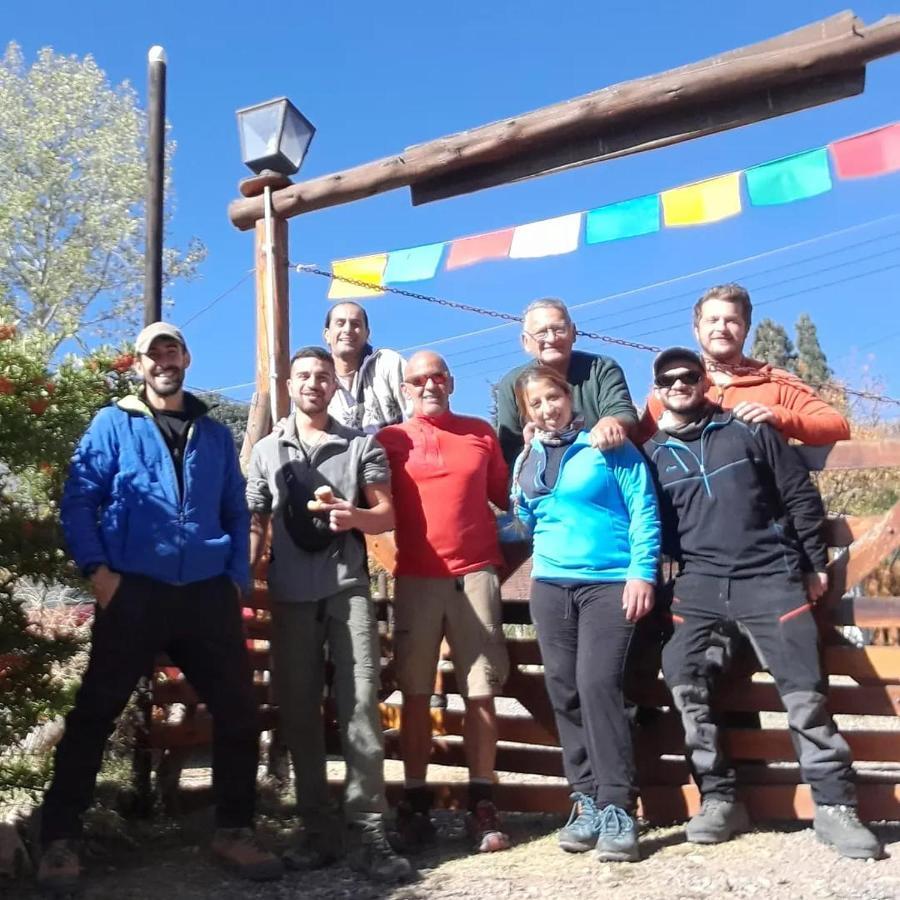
[
  {"left": 294, "top": 265, "right": 662, "bottom": 353},
  {"left": 294, "top": 264, "right": 900, "bottom": 407}
]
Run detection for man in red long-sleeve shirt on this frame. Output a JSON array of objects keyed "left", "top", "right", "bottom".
[
  {"left": 637, "top": 283, "right": 850, "bottom": 446},
  {"left": 378, "top": 351, "right": 511, "bottom": 856}
]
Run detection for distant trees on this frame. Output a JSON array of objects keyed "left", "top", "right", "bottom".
[
  {"left": 750, "top": 312, "right": 832, "bottom": 389},
  {"left": 750, "top": 319, "right": 797, "bottom": 371},
  {"left": 0, "top": 42, "right": 204, "bottom": 353}
]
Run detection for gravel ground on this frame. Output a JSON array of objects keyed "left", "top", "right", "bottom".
[{"left": 7, "top": 770, "right": 900, "bottom": 900}]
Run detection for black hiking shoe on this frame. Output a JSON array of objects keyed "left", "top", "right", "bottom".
[{"left": 813, "top": 805, "right": 882, "bottom": 859}]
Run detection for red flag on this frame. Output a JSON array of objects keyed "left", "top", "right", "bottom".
[
  {"left": 446, "top": 228, "right": 514, "bottom": 270},
  {"left": 830, "top": 124, "right": 900, "bottom": 179}
]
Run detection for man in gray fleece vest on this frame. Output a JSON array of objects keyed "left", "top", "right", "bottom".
[{"left": 246, "top": 346, "right": 411, "bottom": 884}]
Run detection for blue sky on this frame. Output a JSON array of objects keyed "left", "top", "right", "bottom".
[{"left": 7, "top": 1, "right": 900, "bottom": 419}]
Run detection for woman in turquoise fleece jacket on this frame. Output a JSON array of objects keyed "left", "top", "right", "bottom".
[{"left": 513, "top": 366, "right": 660, "bottom": 865}]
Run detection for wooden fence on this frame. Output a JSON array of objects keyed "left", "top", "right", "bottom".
[{"left": 136, "top": 439, "right": 900, "bottom": 823}]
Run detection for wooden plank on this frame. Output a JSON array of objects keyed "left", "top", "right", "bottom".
[
  {"left": 827, "top": 501, "right": 900, "bottom": 603},
  {"left": 631, "top": 677, "right": 900, "bottom": 717},
  {"left": 823, "top": 644, "right": 900, "bottom": 681},
  {"left": 508, "top": 635, "right": 900, "bottom": 680},
  {"left": 832, "top": 595, "right": 900, "bottom": 628},
  {"left": 228, "top": 14, "right": 900, "bottom": 229},
  {"left": 365, "top": 533, "right": 397, "bottom": 575},
  {"left": 822, "top": 515, "right": 883, "bottom": 548},
  {"left": 799, "top": 440, "right": 900, "bottom": 471},
  {"left": 148, "top": 708, "right": 278, "bottom": 749},
  {"left": 380, "top": 781, "right": 900, "bottom": 823}
]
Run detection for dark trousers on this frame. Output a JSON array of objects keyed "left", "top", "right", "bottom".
[
  {"left": 41, "top": 574, "right": 260, "bottom": 844},
  {"left": 661, "top": 572, "right": 856, "bottom": 807},
  {"left": 529, "top": 580, "right": 636, "bottom": 810}
]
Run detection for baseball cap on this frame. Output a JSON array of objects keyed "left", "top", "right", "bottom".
[
  {"left": 135, "top": 322, "right": 187, "bottom": 355},
  {"left": 653, "top": 346, "right": 705, "bottom": 379}
]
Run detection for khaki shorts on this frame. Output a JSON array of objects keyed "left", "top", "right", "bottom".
[{"left": 393, "top": 567, "right": 509, "bottom": 698}]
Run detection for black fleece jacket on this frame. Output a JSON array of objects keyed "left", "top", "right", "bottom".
[{"left": 643, "top": 410, "right": 827, "bottom": 578}]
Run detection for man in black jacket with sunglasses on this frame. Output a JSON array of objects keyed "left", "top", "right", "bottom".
[{"left": 643, "top": 347, "right": 880, "bottom": 860}]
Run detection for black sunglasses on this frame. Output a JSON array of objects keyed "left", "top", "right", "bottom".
[{"left": 655, "top": 370, "right": 704, "bottom": 389}]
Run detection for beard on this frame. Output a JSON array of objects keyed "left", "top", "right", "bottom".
[{"left": 147, "top": 368, "right": 185, "bottom": 397}]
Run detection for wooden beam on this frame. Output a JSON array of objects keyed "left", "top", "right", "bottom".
[
  {"left": 799, "top": 439, "right": 900, "bottom": 470},
  {"left": 410, "top": 70, "right": 864, "bottom": 204},
  {"left": 228, "top": 13, "right": 900, "bottom": 229}
]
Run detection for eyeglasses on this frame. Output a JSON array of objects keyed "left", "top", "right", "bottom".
[
  {"left": 405, "top": 372, "right": 449, "bottom": 388},
  {"left": 655, "top": 370, "right": 704, "bottom": 389},
  {"left": 523, "top": 325, "right": 571, "bottom": 342}
]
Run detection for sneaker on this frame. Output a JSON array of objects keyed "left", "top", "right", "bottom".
[
  {"left": 393, "top": 800, "right": 438, "bottom": 853},
  {"left": 813, "top": 805, "right": 883, "bottom": 860},
  {"left": 346, "top": 818, "right": 413, "bottom": 884},
  {"left": 594, "top": 805, "right": 640, "bottom": 863},
  {"left": 466, "top": 800, "right": 511, "bottom": 853},
  {"left": 210, "top": 827, "right": 284, "bottom": 881},
  {"left": 686, "top": 798, "right": 750, "bottom": 845},
  {"left": 558, "top": 792, "right": 600, "bottom": 853},
  {"left": 36, "top": 839, "right": 81, "bottom": 894}
]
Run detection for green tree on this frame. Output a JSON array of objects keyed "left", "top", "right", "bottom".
[
  {"left": 0, "top": 327, "right": 135, "bottom": 799},
  {"left": 205, "top": 393, "right": 250, "bottom": 449},
  {"left": 0, "top": 43, "right": 205, "bottom": 353},
  {"left": 750, "top": 318, "right": 797, "bottom": 371},
  {"left": 795, "top": 312, "right": 832, "bottom": 388}
]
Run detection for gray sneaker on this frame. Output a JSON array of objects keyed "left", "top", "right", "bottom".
[
  {"left": 813, "top": 805, "right": 882, "bottom": 860},
  {"left": 594, "top": 806, "right": 640, "bottom": 863},
  {"left": 346, "top": 818, "right": 414, "bottom": 884},
  {"left": 686, "top": 798, "right": 750, "bottom": 844}
]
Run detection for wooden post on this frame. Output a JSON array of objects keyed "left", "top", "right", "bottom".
[{"left": 238, "top": 172, "right": 293, "bottom": 431}]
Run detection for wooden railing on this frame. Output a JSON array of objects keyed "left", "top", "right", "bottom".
[{"left": 136, "top": 439, "right": 900, "bottom": 823}]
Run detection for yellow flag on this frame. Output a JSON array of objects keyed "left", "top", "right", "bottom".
[
  {"left": 661, "top": 173, "right": 742, "bottom": 227},
  {"left": 327, "top": 254, "right": 388, "bottom": 299}
]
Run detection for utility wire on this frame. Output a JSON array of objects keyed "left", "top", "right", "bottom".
[{"left": 179, "top": 270, "right": 254, "bottom": 329}]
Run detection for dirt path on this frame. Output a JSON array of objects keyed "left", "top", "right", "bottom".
[{"left": 9, "top": 809, "right": 900, "bottom": 900}]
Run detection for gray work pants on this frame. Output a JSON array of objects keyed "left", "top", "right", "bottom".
[{"left": 270, "top": 588, "right": 386, "bottom": 829}]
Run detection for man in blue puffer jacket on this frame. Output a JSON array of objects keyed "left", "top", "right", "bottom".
[{"left": 37, "top": 322, "right": 282, "bottom": 894}]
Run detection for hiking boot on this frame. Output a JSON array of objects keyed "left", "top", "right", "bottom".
[
  {"left": 346, "top": 818, "right": 413, "bottom": 884},
  {"left": 210, "top": 827, "right": 284, "bottom": 881},
  {"left": 283, "top": 831, "right": 341, "bottom": 871},
  {"left": 558, "top": 792, "right": 600, "bottom": 853},
  {"left": 594, "top": 806, "right": 640, "bottom": 863},
  {"left": 393, "top": 800, "right": 438, "bottom": 853},
  {"left": 686, "top": 798, "right": 750, "bottom": 844},
  {"left": 36, "top": 839, "right": 81, "bottom": 895},
  {"left": 466, "top": 800, "right": 511, "bottom": 853},
  {"left": 813, "top": 805, "right": 883, "bottom": 860}
]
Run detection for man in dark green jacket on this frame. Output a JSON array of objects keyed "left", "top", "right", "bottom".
[{"left": 495, "top": 298, "right": 638, "bottom": 471}]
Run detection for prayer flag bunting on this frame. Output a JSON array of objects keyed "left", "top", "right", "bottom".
[
  {"left": 661, "top": 172, "right": 742, "bottom": 227},
  {"left": 830, "top": 124, "right": 900, "bottom": 179},
  {"left": 509, "top": 213, "right": 582, "bottom": 259},
  {"left": 383, "top": 243, "right": 444, "bottom": 283},
  {"left": 585, "top": 195, "right": 660, "bottom": 244},
  {"left": 446, "top": 228, "right": 514, "bottom": 270},
  {"left": 746, "top": 148, "right": 832, "bottom": 206},
  {"left": 327, "top": 253, "right": 387, "bottom": 299}
]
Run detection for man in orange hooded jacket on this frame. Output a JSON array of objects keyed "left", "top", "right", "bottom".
[{"left": 637, "top": 283, "right": 849, "bottom": 446}]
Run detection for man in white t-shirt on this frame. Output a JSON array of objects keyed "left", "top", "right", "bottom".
[{"left": 324, "top": 302, "right": 407, "bottom": 433}]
